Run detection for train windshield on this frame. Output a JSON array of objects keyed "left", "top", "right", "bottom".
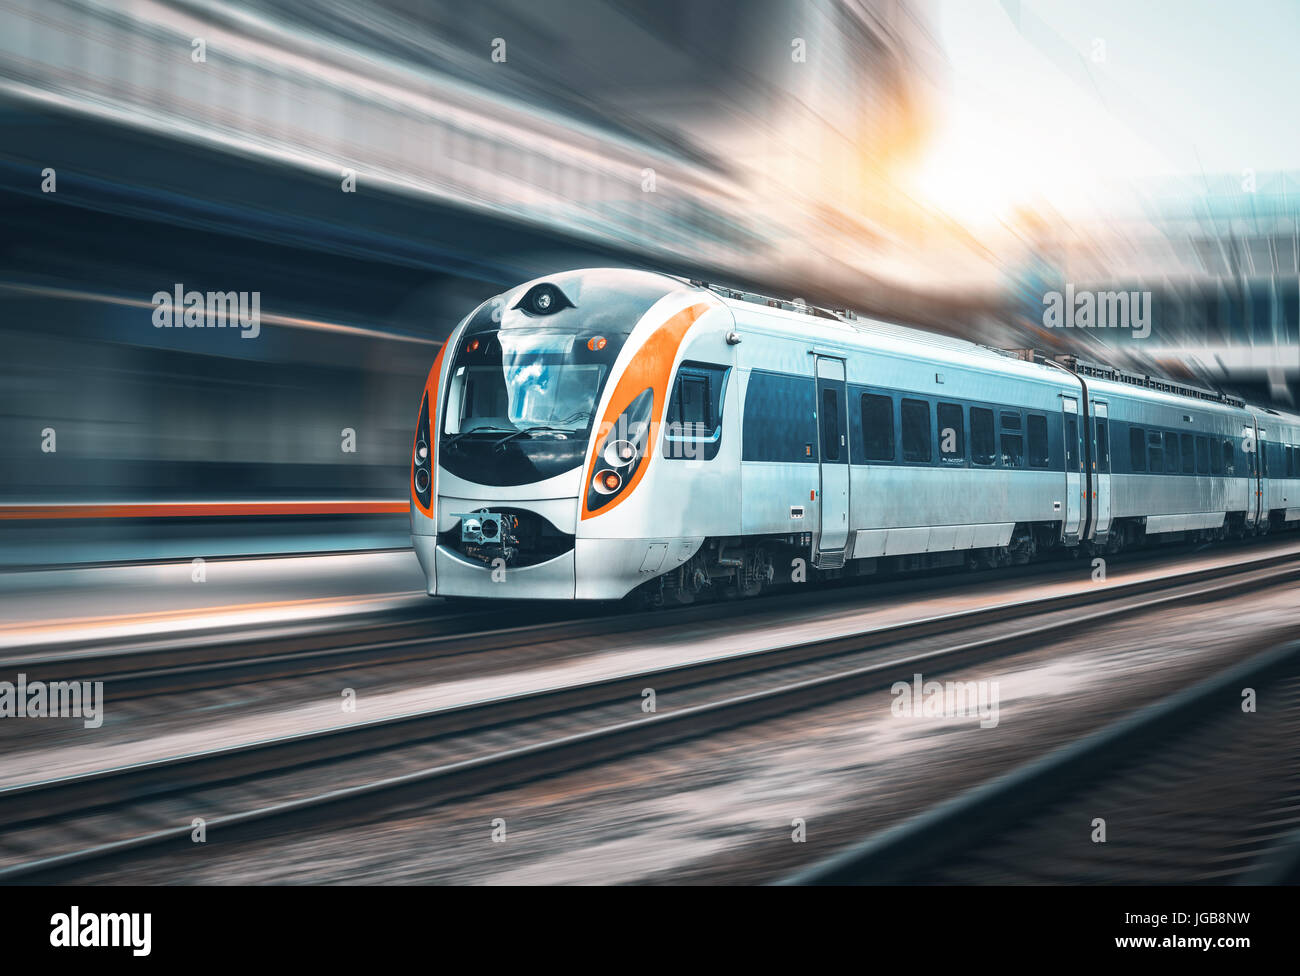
[{"left": 443, "top": 330, "right": 616, "bottom": 437}]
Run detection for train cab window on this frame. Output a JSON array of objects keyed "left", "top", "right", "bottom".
[
  {"left": 971, "top": 407, "right": 996, "bottom": 465},
  {"left": 1000, "top": 412, "right": 1024, "bottom": 468},
  {"left": 901, "top": 398, "right": 931, "bottom": 463},
  {"left": 1028, "top": 414, "right": 1050, "bottom": 468},
  {"left": 1223, "top": 440, "right": 1234, "bottom": 475},
  {"left": 821, "top": 388, "right": 841, "bottom": 461},
  {"left": 937, "top": 402, "right": 964, "bottom": 464},
  {"left": 663, "top": 362, "right": 729, "bottom": 461},
  {"left": 1180, "top": 433, "right": 1194, "bottom": 473},
  {"left": 861, "top": 393, "right": 894, "bottom": 461},
  {"left": 1094, "top": 420, "right": 1109, "bottom": 473},
  {"left": 1147, "top": 431, "right": 1163, "bottom": 472},
  {"left": 1064, "top": 415, "right": 1079, "bottom": 471},
  {"left": 1130, "top": 427, "right": 1146, "bottom": 471},
  {"left": 1211, "top": 438, "right": 1224, "bottom": 475},
  {"left": 1165, "top": 432, "right": 1181, "bottom": 473},
  {"left": 1195, "top": 436, "right": 1210, "bottom": 474}
]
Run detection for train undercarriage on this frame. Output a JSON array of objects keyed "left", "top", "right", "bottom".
[{"left": 634, "top": 512, "right": 1294, "bottom": 608}]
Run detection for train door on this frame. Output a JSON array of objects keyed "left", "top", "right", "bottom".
[
  {"left": 814, "top": 356, "right": 849, "bottom": 562},
  {"left": 1258, "top": 425, "right": 1270, "bottom": 528},
  {"left": 1244, "top": 421, "right": 1262, "bottom": 526},
  {"left": 1061, "top": 396, "right": 1083, "bottom": 541},
  {"left": 1092, "top": 401, "right": 1112, "bottom": 539}
]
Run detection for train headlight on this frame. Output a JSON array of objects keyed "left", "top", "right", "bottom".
[
  {"left": 514, "top": 282, "right": 574, "bottom": 316},
  {"left": 603, "top": 439, "right": 637, "bottom": 468},
  {"left": 586, "top": 388, "right": 653, "bottom": 513}
]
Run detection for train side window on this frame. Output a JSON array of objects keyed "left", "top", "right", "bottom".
[
  {"left": 1130, "top": 428, "right": 1146, "bottom": 471},
  {"left": 1028, "top": 414, "right": 1049, "bottom": 468},
  {"left": 901, "top": 398, "right": 931, "bottom": 463},
  {"left": 663, "top": 363, "right": 729, "bottom": 461},
  {"left": 680, "top": 376, "right": 709, "bottom": 429},
  {"left": 741, "top": 371, "right": 815, "bottom": 463},
  {"left": 970, "top": 407, "right": 996, "bottom": 465},
  {"left": 1165, "top": 432, "right": 1180, "bottom": 473},
  {"left": 1223, "top": 440, "right": 1234, "bottom": 475},
  {"left": 1195, "top": 436, "right": 1209, "bottom": 474},
  {"left": 1289, "top": 445, "right": 1296, "bottom": 477},
  {"left": 1180, "top": 433, "right": 1194, "bottom": 473},
  {"left": 1064, "top": 415, "right": 1079, "bottom": 471},
  {"left": 821, "top": 388, "right": 841, "bottom": 461},
  {"left": 1261, "top": 441, "right": 1269, "bottom": 477},
  {"left": 1000, "top": 411, "right": 1024, "bottom": 468},
  {"left": 1147, "top": 431, "right": 1163, "bottom": 472},
  {"left": 1094, "top": 420, "right": 1109, "bottom": 473},
  {"left": 861, "top": 393, "right": 894, "bottom": 461},
  {"left": 937, "top": 402, "right": 964, "bottom": 464},
  {"left": 1211, "top": 437, "right": 1224, "bottom": 474}
]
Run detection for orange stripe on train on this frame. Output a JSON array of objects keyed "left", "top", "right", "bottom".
[
  {"left": 0, "top": 501, "right": 407, "bottom": 520},
  {"left": 411, "top": 339, "right": 448, "bottom": 520},
  {"left": 581, "top": 302, "right": 710, "bottom": 520}
]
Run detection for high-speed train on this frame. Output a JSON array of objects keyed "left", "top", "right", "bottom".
[{"left": 410, "top": 268, "right": 1300, "bottom": 602}]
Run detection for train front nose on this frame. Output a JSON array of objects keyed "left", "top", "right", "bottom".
[
  {"left": 410, "top": 269, "right": 697, "bottom": 600},
  {"left": 429, "top": 498, "right": 579, "bottom": 599}
]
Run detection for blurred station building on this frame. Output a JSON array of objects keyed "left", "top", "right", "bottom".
[
  {"left": 1031, "top": 171, "right": 1300, "bottom": 407},
  {"left": 0, "top": 0, "right": 948, "bottom": 527}
]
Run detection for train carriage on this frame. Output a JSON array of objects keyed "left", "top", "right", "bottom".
[{"left": 410, "top": 268, "right": 1300, "bottom": 602}]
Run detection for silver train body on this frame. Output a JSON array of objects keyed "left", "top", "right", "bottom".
[{"left": 410, "top": 269, "right": 1300, "bottom": 601}]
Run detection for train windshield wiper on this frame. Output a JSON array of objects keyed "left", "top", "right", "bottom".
[
  {"left": 491, "top": 411, "right": 589, "bottom": 451},
  {"left": 445, "top": 425, "right": 514, "bottom": 447},
  {"left": 490, "top": 425, "right": 574, "bottom": 450}
]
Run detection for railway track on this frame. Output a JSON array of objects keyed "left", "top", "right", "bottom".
[
  {"left": 8, "top": 537, "right": 1300, "bottom": 701},
  {"left": 781, "top": 638, "right": 1300, "bottom": 885},
  {"left": 3, "top": 551, "right": 1299, "bottom": 882}
]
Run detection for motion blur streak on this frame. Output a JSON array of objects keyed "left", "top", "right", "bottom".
[
  {"left": 0, "top": 282, "right": 441, "bottom": 345},
  {"left": 0, "top": 501, "right": 407, "bottom": 519}
]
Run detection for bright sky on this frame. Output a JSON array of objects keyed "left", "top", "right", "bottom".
[{"left": 911, "top": 0, "right": 1300, "bottom": 226}]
